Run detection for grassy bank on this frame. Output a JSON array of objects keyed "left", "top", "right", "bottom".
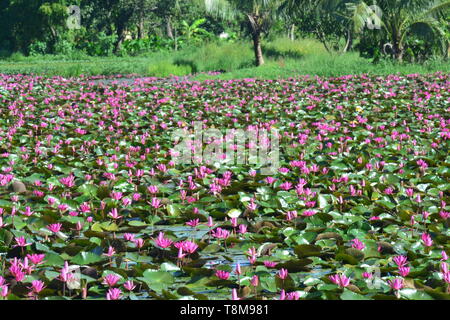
[
  {"left": 0, "top": 39, "right": 449, "bottom": 79},
  {"left": 193, "top": 53, "right": 450, "bottom": 80}
]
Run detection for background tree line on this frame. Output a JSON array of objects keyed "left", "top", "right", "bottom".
[{"left": 0, "top": 0, "right": 449, "bottom": 65}]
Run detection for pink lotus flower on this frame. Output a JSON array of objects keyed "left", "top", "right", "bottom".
[
  {"left": 235, "top": 263, "right": 242, "bottom": 275},
  {"left": 103, "top": 274, "right": 121, "bottom": 287},
  {"left": 277, "top": 268, "right": 289, "bottom": 280},
  {"left": 280, "top": 182, "right": 293, "bottom": 190},
  {"left": 351, "top": 239, "right": 365, "bottom": 250},
  {"left": 388, "top": 278, "right": 404, "bottom": 291},
  {"left": 215, "top": 270, "right": 230, "bottom": 280},
  {"left": 60, "top": 175, "right": 75, "bottom": 188},
  {"left": 29, "top": 280, "right": 45, "bottom": 294},
  {"left": 59, "top": 262, "right": 74, "bottom": 283},
  {"left": 0, "top": 218, "right": 6, "bottom": 228},
  {"left": 75, "top": 221, "right": 83, "bottom": 231},
  {"left": 286, "top": 210, "right": 297, "bottom": 221},
  {"left": 177, "top": 247, "right": 186, "bottom": 260},
  {"left": 398, "top": 267, "right": 410, "bottom": 277},
  {"left": 0, "top": 285, "right": 8, "bottom": 298},
  {"left": 265, "top": 177, "right": 277, "bottom": 184},
  {"left": 47, "top": 223, "right": 62, "bottom": 233},
  {"left": 174, "top": 240, "right": 199, "bottom": 254},
  {"left": 439, "top": 211, "right": 449, "bottom": 220},
  {"left": 186, "top": 219, "right": 200, "bottom": 227},
  {"left": 405, "top": 188, "right": 414, "bottom": 197},
  {"left": 263, "top": 261, "right": 278, "bottom": 268},
  {"left": 393, "top": 255, "right": 408, "bottom": 267},
  {"left": 302, "top": 210, "right": 317, "bottom": 217},
  {"left": 338, "top": 274, "right": 350, "bottom": 287},
  {"left": 151, "top": 197, "right": 162, "bottom": 209},
  {"left": 238, "top": 224, "right": 247, "bottom": 234},
  {"left": 285, "top": 291, "right": 301, "bottom": 300},
  {"left": 154, "top": 232, "right": 172, "bottom": 249},
  {"left": 106, "top": 288, "right": 122, "bottom": 300},
  {"left": 147, "top": 185, "right": 158, "bottom": 194},
  {"left": 108, "top": 208, "right": 122, "bottom": 220},
  {"left": 123, "top": 233, "right": 135, "bottom": 241},
  {"left": 110, "top": 191, "right": 122, "bottom": 200},
  {"left": 26, "top": 254, "right": 45, "bottom": 265},
  {"left": 22, "top": 206, "right": 34, "bottom": 217},
  {"left": 132, "top": 193, "right": 141, "bottom": 201},
  {"left": 247, "top": 199, "right": 258, "bottom": 211},
  {"left": 207, "top": 216, "right": 215, "bottom": 228},
  {"left": 124, "top": 280, "right": 136, "bottom": 291},
  {"left": 421, "top": 233, "right": 433, "bottom": 247},
  {"left": 247, "top": 247, "right": 257, "bottom": 261},
  {"left": 103, "top": 246, "right": 116, "bottom": 257},
  {"left": 329, "top": 274, "right": 350, "bottom": 288},
  {"left": 211, "top": 228, "right": 230, "bottom": 239},
  {"left": 231, "top": 288, "right": 240, "bottom": 300},
  {"left": 443, "top": 272, "right": 450, "bottom": 284},
  {"left": 58, "top": 204, "right": 69, "bottom": 212},
  {"left": 133, "top": 238, "right": 145, "bottom": 249},
  {"left": 251, "top": 275, "right": 259, "bottom": 287},
  {"left": 329, "top": 274, "right": 341, "bottom": 285},
  {"left": 14, "top": 237, "right": 31, "bottom": 248}
]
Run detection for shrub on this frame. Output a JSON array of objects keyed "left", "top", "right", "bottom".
[
  {"left": 84, "top": 32, "right": 117, "bottom": 56},
  {"left": 7, "top": 52, "right": 27, "bottom": 62},
  {"left": 264, "top": 38, "right": 327, "bottom": 59},
  {"left": 148, "top": 61, "right": 192, "bottom": 77},
  {"left": 29, "top": 41, "right": 48, "bottom": 56},
  {"left": 177, "top": 42, "right": 254, "bottom": 72}
]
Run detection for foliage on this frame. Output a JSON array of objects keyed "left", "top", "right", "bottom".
[{"left": 0, "top": 72, "right": 449, "bottom": 300}]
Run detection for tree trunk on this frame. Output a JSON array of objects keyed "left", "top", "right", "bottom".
[
  {"left": 115, "top": 27, "right": 126, "bottom": 54},
  {"left": 315, "top": 30, "right": 332, "bottom": 54},
  {"left": 174, "top": 28, "right": 178, "bottom": 51},
  {"left": 289, "top": 24, "right": 295, "bottom": 41},
  {"left": 342, "top": 28, "right": 353, "bottom": 53},
  {"left": 166, "top": 16, "right": 174, "bottom": 39},
  {"left": 393, "top": 38, "right": 404, "bottom": 62},
  {"left": 391, "top": 27, "right": 404, "bottom": 62},
  {"left": 252, "top": 31, "right": 264, "bottom": 67},
  {"left": 137, "top": 0, "right": 145, "bottom": 39},
  {"left": 445, "top": 41, "right": 449, "bottom": 60},
  {"left": 138, "top": 17, "right": 145, "bottom": 39}
]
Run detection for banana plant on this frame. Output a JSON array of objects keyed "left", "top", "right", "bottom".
[
  {"left": 346, "top": 0, "right": 450, "bottom": 61},
  {"left": 197, "top": 0, "right": 287, "bottom": 66},
  {"left": 180, "top": 18, "right": 210, "bottom": 41}
]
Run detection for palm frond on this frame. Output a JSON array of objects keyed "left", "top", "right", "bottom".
[
  {"left": 202, "top": 0, "right": 238, "bottom": 20},
  {"left": 347, "top": 2, "right": 384, "bottom": 33}
]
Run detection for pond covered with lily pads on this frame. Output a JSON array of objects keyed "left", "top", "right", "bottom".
[{"left": 0, "top": 73, "right": 449, "bottom": 300}]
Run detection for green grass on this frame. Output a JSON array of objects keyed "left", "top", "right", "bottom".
[
  {"left": 0, "top": 56, "right": 151, "bottom": 77},
  {"left": 0, "top": 38, "right": 448, "bottom": 79},
  {"left": 193, "top": 52, "right": 450, "bottom": 80}
]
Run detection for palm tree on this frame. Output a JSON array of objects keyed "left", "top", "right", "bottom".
[
  {"left": 280, "top": 0, "right": 354, "bottom": 53},
  {"left": 198, "top": 0, "right": 285, "bottom": 66},
  {"left": 347, "top": 0, "right": 450, "bottom": 61}
]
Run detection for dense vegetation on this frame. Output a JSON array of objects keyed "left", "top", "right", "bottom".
[
  {"left": 0, "top": 1, "right": 449, "bottom": 78},
  {"left": 0, "top": 73, "right": 449, "bottom": 300},
  {"left": 0, "top": 0, "right": 449, "bottom": 302}
]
